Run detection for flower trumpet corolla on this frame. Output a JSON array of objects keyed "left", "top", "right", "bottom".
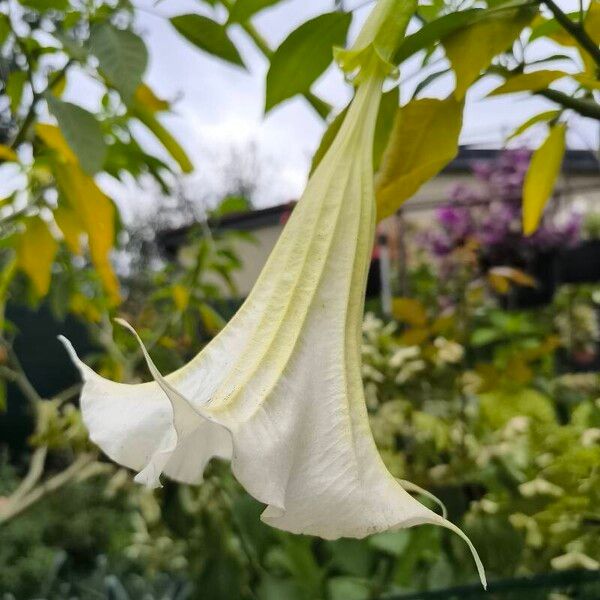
[{"left": 60, "top": 0, "right": 485, "bottom": 588}]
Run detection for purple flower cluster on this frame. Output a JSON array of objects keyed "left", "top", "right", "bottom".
[{"left": 426, "top": 149, "right": 582, "bottom": 259}]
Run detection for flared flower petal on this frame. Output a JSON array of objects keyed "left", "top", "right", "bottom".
[{"left": 61, "top": 0, "right": 486, "bottom": 587}]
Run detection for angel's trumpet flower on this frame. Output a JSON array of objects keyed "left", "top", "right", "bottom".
[{"left": 61, "top": 0, "right": 485, "bottom": 588}]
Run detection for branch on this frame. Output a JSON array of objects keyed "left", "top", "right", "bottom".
[
  {"left": 8, "top": 447, "right": 48, "bottom": 503},
  {"left": 219, "top": 0, "right": 331, "bottom": 118},
  {"left": 536, "top": 88, "right": 600, "bottom": 121},
  {"left": 537, "top": 0, "right": 600, "bottom": 71},
  {"left": 10, "top": 60, "right": 73, "bottom": 149},
  {"left": 0, "top": 453, "right": 96, "bottom": 524},
  {"left": 0, "top": 358, "right": 42, "bottom": 405}
]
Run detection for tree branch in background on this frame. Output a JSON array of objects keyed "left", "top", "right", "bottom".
[
  {"left": 219, "top": 0, "right": 331, "bottom": 118},
  {"left": 538, "top": 0, "right": 600, "bottom": 71},
  {"left": 537, "top": 88, "right": 600, "bottom": 121},
  {"left": 0, "top": 453, "right": 96, "bottom": 524},
  {"left": 10, "top": 61, "right": 73, "bottom": 149}
]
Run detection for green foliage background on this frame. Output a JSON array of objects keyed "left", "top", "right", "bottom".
[{"left": 1, "top": 0, "right": 600, "bottom": 598}]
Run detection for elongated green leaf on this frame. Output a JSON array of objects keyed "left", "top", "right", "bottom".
[
  {"left": 228, "top": 0, "right": 281, "bottom": 23},
  {"left": 394, "top": 9, "right": 482, "bottom": 63},
  {"left": 46, "top": 95, "right": 107, "bottom": 175},
  {"left": 89, "top": 24, "right": 148, "bottom": 102},
  {"left": 5, "top": 71, "right": 27, "bottom": 114},
  {"left": 265, "top": 12, "right": 351, "bottom": 113},
  {"left": 17, "top": 0, "right": 68, "bottom": 11},
  {"left": 375, "top": 96, "right": 464, "bottom": 220},
  {"left": 412, "top": 68, "right": 451, "bottom": 98},
  {"left": 132, "top": 105, "right": 193, "bottom": 173},
  {"left": 171, "top": 14, "right": 244, "bottom": 67},
  {"left": 488, "top": 70, "right": 568, "bottom": 96},
  {"left": 444, "top": 8, "right": 533, "bottom": 99},
  {"left": 507, "top": 109, "right": 560, "bottom": 140},
  {"left": 373, "top": 87, "right": 399, "bottom": 172},
  {"left": 523, "top": 123, "right": 566, "bottom": 235}
]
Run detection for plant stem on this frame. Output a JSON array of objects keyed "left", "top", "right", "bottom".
[
  {"left": 10, "top": 61, "right": 73, "bottom": 149},
  {"left": 219, "top": 0, "right": 331, "bottom": 118},
  {"left": 537, "top": 88, "right": 600, "bottom": 121},
  {"left": 0, "top": 453, "right": 96, "bottom": 524},
  {"left": 0, "top": 357, "right": 42, "bottom": 404},
  {"left": 537, "top": 0, "right": 600, "bottom": 71},
  {"left": 8, "top": 447, "right": 48, "bottom": 503}
]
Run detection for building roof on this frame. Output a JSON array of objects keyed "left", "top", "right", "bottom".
[
  {"left": 159, "top": 146, "right": 599, "bottom": 254},
  {"left": 445, "top": 147, "right": 599, "bottom": 174}
]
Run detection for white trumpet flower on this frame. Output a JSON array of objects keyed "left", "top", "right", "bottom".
[{"left": 61, "top": 0, "right": 485, "bottom": 587}]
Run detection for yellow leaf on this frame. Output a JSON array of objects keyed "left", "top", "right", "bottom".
[
  {"left": 507, "top": 110, "right": 561, "bottom": 141},
  {"left": 400, "top": 327, "right": 430, "bottom": 346},
  {"left": 172, "top": 284, "right": 190, "bottom": 311},
  {"left": 584, "top": 0, "right": 600, "bottom": 45},
  {"left": 392, "top": 297, "right": 428, "bottom": 327},
  {"left": 574, "top": 74, "right": 600, "bottom": 90},
  {"left": 0, "top": 144, "right": 18, "bottom": 162},
  {"left": 54, "top": 205, "right": 84, "bottom": 254},
  {"left": 69, "top": 293, "right": 102, "bottom": 322},
  {"left": 199, "top": 303, "right": 226, "bottom": 335},
  {"left": 132, "top": 105, "right": 193, "bottom": 173},
  {"left": 488, "top": 70, "right": 567, "bottom": 96},
  {"left": 50, "top": 73, "right": 67, "bottom": 97},
  {"left": 17, "top": 217, "right": 57, "bottom": 296},
  {"left": 134, "top": 83, "right": 169, "bottom": 112},
  {"left": 523, "top": 123, "right": 566, "bottom": 236},
  {"left": 375, "top": 96, "right": 463, "bottom": 220},
  {"left": 36, "top": 123, "right": 78, "bottom": 164},
  {"left": 444, "top": 9, "right": 533, "bottom": 99},
  {"left": 54, "top": 163, "right": 121, "bottom": 303},
  {"left": 488, "top": 266, "right": 536, "bottom": 288},
  {"left": 488, "top": 273, "right": 510, "bottom": 294}
]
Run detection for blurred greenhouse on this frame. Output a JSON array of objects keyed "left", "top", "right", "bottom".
[{"left": 1, "top": 0, "right": 600, "bottom": 599}]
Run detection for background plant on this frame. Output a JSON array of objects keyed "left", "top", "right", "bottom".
[{"left": 1, "top": 0, "right": 600, "bottom": 598}]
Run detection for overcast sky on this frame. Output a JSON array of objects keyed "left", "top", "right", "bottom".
[{"left": 84, "top": 0, "right": 600, "bottom": 217}]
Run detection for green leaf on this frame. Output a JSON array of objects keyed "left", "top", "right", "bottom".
[
  {"left": 212, "top": 195, "right": 252, "bottom": 218},
  {"left": 228, "top": 0, "right": 281, "bottom": 23},
  {"left": 480, "top": 388, "right": 556, "bottom": 429},
  {"left": 17, "top": 0, "right": 68, "bottom": 11},
  {"left": 89, "top": 24, "right": 148, "bottom": 102},
  {"left": 375, "top": 95, "right": 464, "bottom": 220},
  {"left": 488, "top": 69, "right": 568, "bottom": 96},
  {"left": 5, "top": 71, "right": 27, "bottom": 114},
  {"left": 373, "top": 87, "right": 399, "bottom": 172},
  {"left": 523, "top": 123, "right": 566, "bottom": 236},
  {"left": 368, "top": 530, "right": 411, "bottom": 557},
  {"left": 328, "top": 577, "right": 371, "bottom": 600},
  {"left": 46, "top": 95, "right": 107, "bottom": 175},
  {"left": 171, "top": 14, "right": 244, "bottom": 67},
  {"left": 132, "top": 104, "right": 193, "bottom": 173},
  {"left": 444, "top": 8, "right": 534, "bottom": 99},
  {"left": 394, "top": 8, "right": 483, "bottom": 63},
  {"left": 507, "top": 109, "right": 561, "bottom": 140},
  {"left": 412, "top": 68, "right": 451, "bottom": 99},
  {"left": 265, "top": 12, "right": 351, "bottom": 113}
]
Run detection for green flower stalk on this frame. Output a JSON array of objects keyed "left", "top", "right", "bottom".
[{"left": 61, "top": 0, "right": 485, "bottom": 587}]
